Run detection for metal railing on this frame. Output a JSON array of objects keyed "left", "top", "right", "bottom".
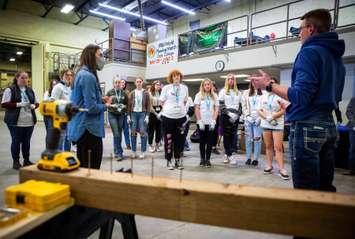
[{"left": 178, "top": 0, "right": 355, "bottom": 59}]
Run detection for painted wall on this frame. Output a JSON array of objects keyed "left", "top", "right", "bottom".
[{"left": 97, "top": 63, "right": 146, "bottom": 94}]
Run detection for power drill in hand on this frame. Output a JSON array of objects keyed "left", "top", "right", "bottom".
[{"left": 37, "top": 100, "right": 87, "bottom": 172}]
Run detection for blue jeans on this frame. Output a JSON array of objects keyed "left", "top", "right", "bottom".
[
  {"left": 349, "top": 128, "right": 355, "bottom": 172},
  {"left": 289, "top": 119, "right": 337, "bottom": 192},
  {"left": 7, "top": 125, "right": 34, "bottom": 162},
  {"left": 244, "top": 121, "right": 262, "bottom": 160},
  {"left": 108, "top": 112, "right": 124, "bottom": 156},
  {"left": 123, "top": 114, "right": 131, "bottom": 148},
  {"left": 59, "top": 128, "right": 71, "bottom": 151},
  {"left": 131, "top": 112, "right": 147, "bottom": 152}
]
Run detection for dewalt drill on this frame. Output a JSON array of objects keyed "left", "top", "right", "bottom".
[{"left": 37, "top": 100, "right": 86, "bottom": 172}]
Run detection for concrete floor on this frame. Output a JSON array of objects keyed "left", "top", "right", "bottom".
[{"left": 1, "top": 113, "right": 355, "bottom": 239}]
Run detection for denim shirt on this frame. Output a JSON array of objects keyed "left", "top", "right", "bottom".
[{"left": 68, "top": 66, "right": 106, "bottom": 142}]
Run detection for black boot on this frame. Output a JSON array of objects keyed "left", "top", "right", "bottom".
[
  {"left": 13, "top": 160, "right": 21, "bottom": 170},
  {"left": 23, "top": 160, "right": 34, "bottom": 166},
  {"left": 199, "top": 158, "right": 205, "bottom": 167}
]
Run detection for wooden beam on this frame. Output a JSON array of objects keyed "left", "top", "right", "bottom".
[{"left": 19, "top": 166, "right": 355, "bottom": 238}]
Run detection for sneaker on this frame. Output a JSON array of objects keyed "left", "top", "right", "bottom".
[
  {"left": 155, "top": 145, "right": 161, "bottom": 152},
  {"left": 223, "top": 155, "right": 230, "bottom": 164},
  {"left": 139, "top": 153, "right": 145, "bottom": 159},
  {"left": 251, "top": 160, "right": 258, "bottom": 166},
  {"left": 245, "top": 158, "right": 251, "bottom": 165},
  {"left": 279, "top": 169, "right": 290, "bottom": 180},
  {"left": 23, "top": 160, "right": 34, "bottom": 166},
  {"left": 205, "top": 160, "right": 211, "bottom": 168},
  {"left": 212, "top": 147, "right": 221, "bottom": 155},
  {"left": 12, "top": 160, "right": 21, "bottom": 170},
  {"left": 131, "top": 152, "right": 137, "bottom": 159},
  {"left": 167, "top": 160, "right": 174, "bottom": 170},
  {"left": 126, "top": 145, "right": 131, "bottom": 150},
  {"left": 115, "top": 155, "right": 123, "bottom": 161},
  {"left": 263, "top": 166, "right": 273, "bottom": 174},
  {"left": 199, "top": 159, "right": 205, "bottom": 167},
  {"left": 177, "top": 159, "right": 184, "bottom": 170},
  {"left": 149, "top": 145, "right": 156, "bottom": 153},
  {"left": 230, "top": 157, "right": 238, "bottom": 165}
]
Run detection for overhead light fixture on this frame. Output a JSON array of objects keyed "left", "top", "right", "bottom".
[
  {"left": 9, "top": 58, "right": 16, "bottom": 62},
  {"left": 220, "top": 74, "right": 250, "bottom": 79},
  {"left": 244, "top": 79, "right": 251, "bottom": 82},
  {"left": 16, "top": 51, "right": 23, "bottom": 55},
  {"left": 99, "top": 3, "right": 168, "bottom": 25},
  {"left": 183, "top": 78, "right": 204, "bottom": 82},
  {"left": 61, "top": 4, "right": 74, "bottom": 14},
  {"left": 89, "top": 10, "right": 126, "bottom": 21},
  {"left": 161, "top": 0, "right": 195, "bottom": 15},
  {"left": 224, "top": 0, "right": 231, "bottom": 2}
]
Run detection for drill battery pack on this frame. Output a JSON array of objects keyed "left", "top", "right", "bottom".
[{"left": 5, "top": 180, "right": 72, "bottom": 212}]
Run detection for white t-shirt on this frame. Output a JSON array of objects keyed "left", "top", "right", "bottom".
[
  {"left": 247, "top": 94, "right": 262, "bottom": 119},
  {"left": 194, "top": 92, "right": 219, "bottom": 125},
  {"left": 1, "top": 87, "right": 38, "bottom": 127},
  {"left": 133, "top": 89, "right": 143, "bottom": 112},
  {"left": 160, "top": 84, "right": 188, "bottom": 119},
  {"left": 51, "top": 83, "right": 71, "bottom": 101},
  {"left": 259, "top": 91, "right": 285, "bottom": 130},
  {"left": 218, "top": 88, "right": 242, "bottom": 109},
  {"left": 185, "top": 96, "right": 194, "bottom": 114}
]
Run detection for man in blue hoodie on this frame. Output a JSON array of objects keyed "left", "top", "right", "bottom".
[{"left": 251, "top": 9, "right": 345, "bottom": 192}]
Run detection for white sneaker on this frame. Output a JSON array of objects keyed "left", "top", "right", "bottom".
[
  {"left": 155, "top": 145, "right": 161, "bottom": 152},
  {"left": 230, "top": 157, "right": 238, "bottom": 165},
  {"left": 131, "top": 152, "right": 137, "bottom": 159},
  {"left": 167, "top": 160, "right": 174, "bottom": 170},
  {"left": 279, "top": 169, "right": 290, "bottom": 180},
  {"left": 139, "top": 153, "right": 145, "bottom": 159},
  {"left": 177, "top": 159, "right": 184, "bottom": 170},
  {"left": 149, "top": 146, "right": 155, "bottom": 153},
  {"left": 223, "top": 155, "right": 230, "bottom": 164}
]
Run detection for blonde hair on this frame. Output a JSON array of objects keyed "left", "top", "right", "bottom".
[
  {"left": 199, "top": 78, "right": 217, "bottom": 101},
  {"left": 167, "top": 69, "right": 183, "bottom": 84},
  {"left": 224, "top": 73, "right": 239, "bottom": 95}
]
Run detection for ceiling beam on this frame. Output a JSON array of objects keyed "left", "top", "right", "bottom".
[
  {"left": 74, "top": 14, "right": 89, "bottom": 25},
  {"left": 41, "top": 4, "right": 54, "bottom": 18}
]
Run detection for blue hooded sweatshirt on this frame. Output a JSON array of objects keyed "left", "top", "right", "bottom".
[{"left": 286, "top": 32, "right": 345, "bottom": 122}]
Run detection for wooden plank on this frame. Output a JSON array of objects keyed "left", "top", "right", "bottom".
[
  {"left": 0, "top": 200, "right": 74, "bottom": 239},
  {"left": 19, "top": 165, "right": 355, "bottom": 238}
]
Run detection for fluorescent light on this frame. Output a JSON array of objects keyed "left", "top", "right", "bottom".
[
  {"left": 16, "top": 51, "right": 23, "bottom": 55},
  {"left": 61, "top": 4, "right": 74, "bottom": 14},
  {"left": 183, "top": 78, "right": 204, "bottom": 82},
  {"left": 99, "top": 3, "right": 168, "bottom": 25},
  {"left": 89, "top": 10, "right": 126, "bottom": 21},
  {"left": 9, "top": 58, "right": 15, "bottom": 62},
  {"left": 161, "top": 0, "right": 195, "bottom": 15},
  {"left": 244, "top": 79, "right": 251, "bottom": 82},
  {"left": 224, "top": 0, "right": 231, "bottom": 2},
  {"left": 220, "top": 74, "right": 250, "bottom": 79}
]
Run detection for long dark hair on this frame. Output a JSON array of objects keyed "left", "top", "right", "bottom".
[
  {"left": 79, "top": 44, "right": 100, "bottom": 71},
  {"left": 150, "top": 80, "right": 161, "bottom": 96},
  {"left": 248, "top": 81, "right": 262, "bottom": 96}
]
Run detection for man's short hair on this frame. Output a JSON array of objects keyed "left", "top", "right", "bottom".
[{"left": 301, "top": 9, "right": 331, "bottom": 33}]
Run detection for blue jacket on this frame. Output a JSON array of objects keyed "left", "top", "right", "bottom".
[
  {"left": 68, "top": 66, "right": 106, "bottom": 142},
  {"left": 286, "top": 32, "right": 345, "bottom": 122}
]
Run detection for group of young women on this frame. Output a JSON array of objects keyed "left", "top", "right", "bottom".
[{"left": 2, "top": 44, "right": 289, "bottom": 180}]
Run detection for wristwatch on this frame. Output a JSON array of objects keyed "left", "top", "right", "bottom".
[{"left": 266, "top": 81, "right": 274, "bottom": 92}]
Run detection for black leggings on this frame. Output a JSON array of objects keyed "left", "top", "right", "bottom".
[
  {"left": 148, "top": 112, "right": 162, "bottom": 145},
  {"left": 76, "top": 130, "right": 103, "bottom": 169},
  {"left": 162, "top": 116, "right": 186, "bottom": 161},
  {"left": 222, "top": 114, "right": 238, "bottom": 157},
  {"left": 199, "top": 125, "right": 214, "bottom": 161}
]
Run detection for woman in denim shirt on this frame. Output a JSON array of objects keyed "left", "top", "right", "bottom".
[{"left": 68, "top": 44, "right": 110, "bottom": 169}]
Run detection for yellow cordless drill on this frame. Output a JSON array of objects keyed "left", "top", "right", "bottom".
[{"left": 37, "top": 100, "right": 86, "bottom": 172}]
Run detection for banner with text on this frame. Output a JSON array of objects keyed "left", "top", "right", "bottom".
[{"left": 147, "top": 37, "right": 178, "bottom": 66}]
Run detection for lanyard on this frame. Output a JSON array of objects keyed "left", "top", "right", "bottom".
[
  {"left": 173, "top": 85, "right": 180, "bottom": 104},
  {"left": 205, "top": 96, "right": 211, "bottom": 110},
  {"left": 135, "top": 90, "right": 142, "bottom": 106},
  {"left": 114, "top": 89, "right": 121, "bottom": 103},
  {"left": 21, "top": 90, "right": 29, "bottom": 103},
  {"left": 251, "top": 95, "right": 257, "bottom": 108},
  {"left": 267, "top": 94, "right": 275, "bottom": 112}
]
